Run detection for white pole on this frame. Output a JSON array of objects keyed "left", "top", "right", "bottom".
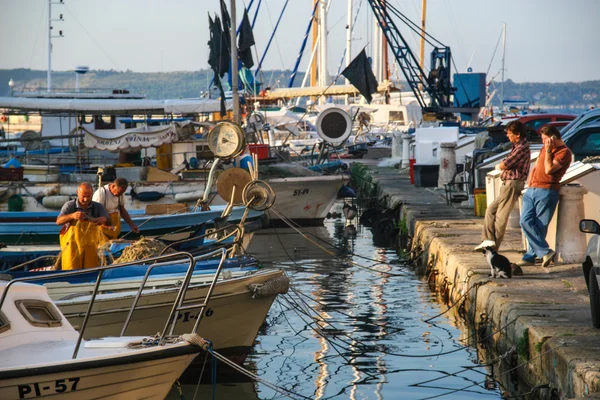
[
  {"left": 318, "top": 0, "right": 328, "bottom": 90},
  {"left": 47, "top": 0, "right": 52, "bottom": 92},
  {"left": 345, "top": 0, "right": 353, "bottom": 105},
  {"left": 230, "top": 0, "right": 240, "bottom": 123},
  {"left": 500, "top": 23, "right": 506, "bottom": 112}
]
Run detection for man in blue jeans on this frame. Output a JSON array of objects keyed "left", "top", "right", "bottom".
[{"left": 519, "top": 125, "right": 572, "bottom": 268}]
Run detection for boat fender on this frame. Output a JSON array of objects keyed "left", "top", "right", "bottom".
[
  {"left": 0, "top": 273, "right": 13, "bottom": 281},
  {"left": 180, "top": 333, "right": 210, "bottom": 349},
  {"left": 132, "top": 191, "right": 165, "bottom": 202},
  {"left": 42, "top": 195, "right": 71, "bottom": 209},
  {"left": 174, "top": 190, "right": 204, "bottom": 203},
  {"left": 249, "top": 275, "right": 290, "bottom": 298}
]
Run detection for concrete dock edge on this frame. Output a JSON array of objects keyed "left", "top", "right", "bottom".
[{"left": 359, "top": 165, "right": 600, "bottom": 400}]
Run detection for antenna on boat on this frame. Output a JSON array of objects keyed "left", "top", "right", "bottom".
[{"left": 47, "top": 0, "right": 65, "bottom": 93}]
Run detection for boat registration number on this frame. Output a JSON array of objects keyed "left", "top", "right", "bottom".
[
  {"left": 293, "top": 189, "right": 310, "bottom": 196},
  {"left": 18, "top": 378, "right": 80, "bottom": 398}
]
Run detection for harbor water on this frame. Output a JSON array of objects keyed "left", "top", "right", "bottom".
[{"left": 169, "top": 204, "right": 507, "bottom": 399}]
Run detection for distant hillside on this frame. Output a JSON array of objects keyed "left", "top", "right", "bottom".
[{"left": 1, "top": 68, "right": 598, "bottom": 110}]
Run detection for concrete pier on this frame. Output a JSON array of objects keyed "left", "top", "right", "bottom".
[{"left": 358, "top": 165, "right": 600, "bottom": 400}]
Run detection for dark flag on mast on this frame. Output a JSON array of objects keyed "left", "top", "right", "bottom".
[
  {"left": 341, "top": 48, "right": 379, "bottom": 103},
  {"left": 238, "top": 8, "right": 255, "bottom": 69},
  {"left": 208, "top": 14, "right": 229, "bottom": 116}
]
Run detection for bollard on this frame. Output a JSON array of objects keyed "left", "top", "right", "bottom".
[
  {"left": 391, "top": 131, "right": 402, "bottom": 159},
  {"left": 438, "top": 142, "right": 457, "bottom": 189},
  {"left": 556, "top": 184, "right": 588, "bottom": 263},
  {"left": 401, "top": 134, "right": 412, "bottom": 168}
]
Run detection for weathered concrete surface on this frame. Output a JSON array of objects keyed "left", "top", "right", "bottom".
[{"left": 363, "top": 166, "right": 600, "bottom": 400}]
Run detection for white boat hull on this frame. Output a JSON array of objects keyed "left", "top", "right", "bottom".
[
  {"left": 0, "top": 348, "right": 197, "bottom": 400},
  {"left": 57, "top": 269, "right": 285, "bottom": 353},
  {"left": 266, "top": 175, "right": 347, "bottom": 225}
]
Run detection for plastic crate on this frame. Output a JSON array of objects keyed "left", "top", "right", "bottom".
[{"left": 248, "top": 144, "right": 270, "bottom": 160}]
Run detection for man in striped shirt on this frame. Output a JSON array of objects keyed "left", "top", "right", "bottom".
[{"left": 475, "top": 120, "right": 530, "bottom": 251}]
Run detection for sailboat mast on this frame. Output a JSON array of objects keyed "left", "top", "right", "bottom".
[
  {"left": 47, "top": 0, "right": 52, "bottom": 92},
  {"left": 500, "top": 23, "right": 506, "bottom": 111},
  {"left": 230, "top": 0, "right": 240, "bottom": 123},
  {"left": 311, "top": 0, "right": 319, "bottom": 89},
  {"left": 419, "top": 0, "right": 427, "bottom": 76},
  {"left": 47, "top": 0, "right": 64, "bottom": 93}
]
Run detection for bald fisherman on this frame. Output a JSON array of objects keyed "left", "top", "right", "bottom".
[{"left": 56, "top": 182, "right": 110, "bottom": 270}]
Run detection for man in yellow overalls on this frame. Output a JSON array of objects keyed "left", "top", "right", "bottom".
[
  {"left": 92, "top": 178, "right": 139, "bottom": 239},
  {"left": 56, "top": 182, "right": 110, "bottom": 270}
]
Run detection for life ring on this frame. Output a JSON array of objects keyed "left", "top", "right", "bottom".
[{"left": 0, "top": 115, "right": 6, "bottom": 123}]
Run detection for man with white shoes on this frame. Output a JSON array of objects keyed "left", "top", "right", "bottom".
[
  {"left": 519, "top": 125, "right": 572, "bottom": 268},
  {"left": 475, "top": 120, "right": 530, "bottom": 252}
]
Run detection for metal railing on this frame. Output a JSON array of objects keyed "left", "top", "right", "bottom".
[{"left": 0, "top": 248, "right": 229, "bottom": 358}]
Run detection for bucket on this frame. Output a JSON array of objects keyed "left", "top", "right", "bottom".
[
  {"left": 409, "top": 159, "right": 416, "bottom": 184},
  {"left": 474, "top": 189, "right": 487, "bottom": 217}
]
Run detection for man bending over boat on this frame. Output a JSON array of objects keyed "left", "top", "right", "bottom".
[
  {"left": 56, "top": 182, "right": 110, "bottom": 270},
  {"left": 93, "top": 177, "right": 139, "bottom": 239}
]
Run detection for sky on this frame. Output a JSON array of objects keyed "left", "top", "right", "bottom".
[{"left": 0, "top": 0, "right": 598, "bottom": 87}]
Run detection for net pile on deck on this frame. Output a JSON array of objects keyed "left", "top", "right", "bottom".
[{"left": 98, "top": 237, "right": 177, "bottom": 266}]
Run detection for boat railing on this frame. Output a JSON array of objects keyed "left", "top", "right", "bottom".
[{"left": 0, "top": 248, "right": 229, "bottom": 358}]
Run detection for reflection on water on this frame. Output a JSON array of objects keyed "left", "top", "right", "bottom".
[{"left": 169, "top": 211, "right": 508, "bottom": 399}]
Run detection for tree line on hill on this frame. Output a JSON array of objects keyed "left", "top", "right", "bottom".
[{"left": 0, "top": 68, "right": 598, "bottom": 110}]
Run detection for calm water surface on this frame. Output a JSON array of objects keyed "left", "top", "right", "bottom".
[{"left": 169, "top": 209, "right": 506, "bottom": 399}]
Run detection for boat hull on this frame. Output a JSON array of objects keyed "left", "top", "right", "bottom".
[
  {"left": 0, "top": 205, "right": 262, "bottom": 245},
  {"left": 0, "top": 346, "right": 198, "bottom": 400},
  {"left": 266, "top": 175, "right": 347, "bottom": 225},
  {"left": 57, "top": 269, "right": 285, "bottom": 353}
]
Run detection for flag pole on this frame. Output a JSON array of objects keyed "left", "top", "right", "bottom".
[{"left": 230, "top": 0, "right": 240, "bottom": 124}]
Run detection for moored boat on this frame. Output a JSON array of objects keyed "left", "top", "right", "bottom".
[{"left": 0, "top": 281, "right": 204, "bottom": 400}]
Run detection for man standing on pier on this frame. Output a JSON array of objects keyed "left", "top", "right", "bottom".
[
  {"left": 519, "top": 125, "right": 572, "bottom": 268},
  {"left": 475, "top": 120, "right": 530, "bottom": 251}
]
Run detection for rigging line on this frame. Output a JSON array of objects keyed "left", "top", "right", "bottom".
[
  {"left": 486, "top": 28, "right": 504, "bottom": 76},
  {"left": 293, "top": 291, "right": 520, "bottom": 360},
  {"left": 208, "top": 349, "right": 312, "bottom": 400},
  {"left": 62, "top": 6, "right": 121, "bottom": 71},
  {"left": 279, "top": 295, "right": 381, "bottom": 381},
  {"left": 415, "top": 343, "right": 564, "bottom": 400},
  {"left": 442, "top": 0, "right": 468, "bottom": 71},
  {"left": 255, "top": 0, "right": 290, "bottom": 78},
  {"left": 290, "top": 285, "right": 406, "bottom": 334},
  {"left": 336, "top": 0, "right": 365, "bottom": 77},
  {"left": 288, "top": 0, "right": 319, "bottom": 88},
  {"left": 422, "top": 279, "right": 490, "bottom": 323},
  {"left": 28, "top": 3, "right": 46, "bottom": 70},
  {"left": 385, "top": 1, "right": 445, "bottom": 48},
  {"left": 270, "top": 207, "right": 403, "bottom": 277},
  {"left": 269, "top": 202, "right": 400, "bottom": 265}
]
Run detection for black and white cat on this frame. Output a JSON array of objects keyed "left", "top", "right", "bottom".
[{"left": 483, "top": 247, "right": 512, "bottom": 279}]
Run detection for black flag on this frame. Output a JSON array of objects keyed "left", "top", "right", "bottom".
[
  {"left": 208, "top": 13, "right": 228, "bottom": 116},
  {"left": 341, "top": 49, "right": 379, "bottom": 103},
  {"left": 238, "top": 8, "right": 255, "bottom": 69}
]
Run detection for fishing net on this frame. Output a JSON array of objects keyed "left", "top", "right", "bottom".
[{"left": 97, "top": 237, "right": 177, "bottom": 266}]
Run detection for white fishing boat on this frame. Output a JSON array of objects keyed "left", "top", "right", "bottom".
[
  {"left": 56, "top": 267, "right": 288, "bottom": 359},
  {"left": 0, "top": 280, "right": 204, "bottom": 400}
]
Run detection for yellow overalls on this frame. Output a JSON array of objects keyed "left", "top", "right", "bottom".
[{"left": 60, "top": 220, "right": 107, "bottom": 270}]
